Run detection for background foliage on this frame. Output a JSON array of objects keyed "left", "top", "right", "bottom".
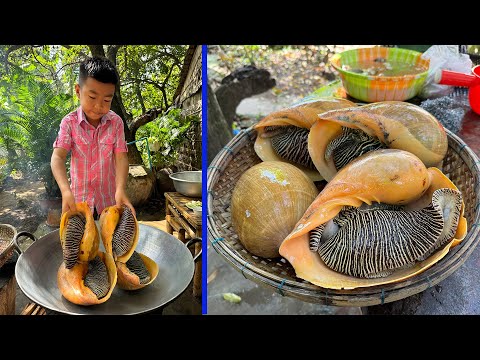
[
  {"left": 0, "top": 45, "right": 189, "bottom": 192},
  {"left": 136, "top": 108, "right": 201, "bottom": 169}
]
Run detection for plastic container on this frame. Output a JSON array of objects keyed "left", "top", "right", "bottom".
[
  {"left": 437, "top": 65, "right": 480, "bottom": 115},
  {"left": 330, "top": 47, "right": 430, "bottom": 102}
]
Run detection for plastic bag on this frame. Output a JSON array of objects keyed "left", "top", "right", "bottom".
[{"left": 418, "top": 45, "right": 472, "bottom": 99}]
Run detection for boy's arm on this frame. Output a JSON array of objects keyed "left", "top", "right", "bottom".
[
  {"left": 114, "top": 151, "right": 136, "bottom": 217},
  {"left": 51, "top": 147, "right": 76, "bottom": 214}
]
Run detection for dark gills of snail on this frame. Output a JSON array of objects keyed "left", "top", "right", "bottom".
[
  {"left": 58, "top": 202, "right": 117, "bottom": 305},
  {"left": 254, "top": 97, "right": 358, "bottom": 181},
  {"left": 112, "top": 205, "right": 136, "bottom": 259},
  {"left": 264, "top": 125, "right": 316, "bottom": 170},
  {"left": 309, "top": 188, "right": 462, "bottom": 278},
  {"left": 100, "top": 204, "right": 158, "bottom": 290},
  {"left": 279, "top": 149, "right": 467, "bottom": 289}
]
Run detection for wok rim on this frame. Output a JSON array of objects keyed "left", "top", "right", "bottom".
[{"left": 15, "top": 223, "right": 195, "bottom": 315}]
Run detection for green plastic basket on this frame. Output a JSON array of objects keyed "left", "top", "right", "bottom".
[{"left": 330, "top": 47, "right": 430, "bottom": 102}]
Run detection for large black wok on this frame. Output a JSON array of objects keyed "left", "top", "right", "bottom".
[{"left": 14, "top": 223, "right": 200, "bottom": 315}]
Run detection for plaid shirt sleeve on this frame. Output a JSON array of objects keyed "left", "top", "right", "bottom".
[
  {"left": 52, "top": 117, "right": 72, "bottom": 151},
  {"left": 114, "top": 116, "right": 128, "bottom": 153}
]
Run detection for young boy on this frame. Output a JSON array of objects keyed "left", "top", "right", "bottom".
[{"left": 51, "top": 56, "right": 135, "bottom": 219}]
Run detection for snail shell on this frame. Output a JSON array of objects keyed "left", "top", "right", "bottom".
[
  {"left": 254, "top": 97, "right": 357, "bottom": 181},
  {"left": 231, "top": 161, "right": 319, "bottom": 258},
  {"left": 59, "top": 201, "right": 100, "bottom": 266},
  {"left": 58, "top": 202, "right": 117, "bottom": 305},
  {"left": 308, "top": 101, "right": 448, "bottom": 181},
  {"left": 100, "top": 205, "right": 158, "bottom": 290},
  {"left": 116, "top": 251, "right": 159, "bottom": 290},
  {"left": 57, "top": 251, "right": 117, "bottom": 305},
  {"left": 279, "top": 149, "right": 467, "bottom": 289},
  {"left": 313, "top": 188, "right": 463, "bottom": 278},
  {"left": 99, "top": 204, "right": 139, "bottom": 262}
]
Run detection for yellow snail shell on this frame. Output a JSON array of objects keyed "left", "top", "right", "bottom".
[
  {"left": 308, "top": 101, "right": 448, "bottom": 181},
  {"left": 231, "top": 161, "right": 319, "bottom": 258}
]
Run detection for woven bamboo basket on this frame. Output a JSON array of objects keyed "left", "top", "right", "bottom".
[
  {"left": 207, "top": 126, "right": 480, "bottom": 307},
  {"left": 0, "top": 224, "right": 17, "bottom": 269}
]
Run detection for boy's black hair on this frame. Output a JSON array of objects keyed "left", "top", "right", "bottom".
[{"left": 79, "top": 56, "right": 119, "bottom": 86}]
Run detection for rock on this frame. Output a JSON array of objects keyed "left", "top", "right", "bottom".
[
  {"left": 126, "top": 165, "right": 155, "bottom": 207},
  {"left": 215, "top": 65, "right": 276, "bottom": 127},
  {"left": 156, "top": 167, "right": 177, "bottom": 194}
]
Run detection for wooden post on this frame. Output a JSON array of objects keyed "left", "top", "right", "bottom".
[
  {"left": 178, "top": 229, "right": 186, "bottom": 242},
  {"left": 0, "top": 272, "right": 16, "bottom": 315},
  {"left": 165, "top": 194, "right": 173, "bottom": 234},
  {"left": 193, "top": 241, "right": 202, "bottom": 298}
]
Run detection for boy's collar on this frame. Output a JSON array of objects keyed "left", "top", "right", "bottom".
[{"left": 76, "top": 106, "right": 112, "bottom": 125}]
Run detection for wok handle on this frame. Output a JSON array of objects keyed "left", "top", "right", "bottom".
[
  {"left": 185, "top": 237, "right": 202, "bottom": 263},
  {"left": 13, "top": 231, "right": 37, "bottom": 254}
]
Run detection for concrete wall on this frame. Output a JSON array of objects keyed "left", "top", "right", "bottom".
[{"left": 175, "top": 46, "right": 202, "bottom": 171}]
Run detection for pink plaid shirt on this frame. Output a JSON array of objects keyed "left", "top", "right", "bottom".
[{"left": 53, "top": 106, "right": 128, "bottom": 215}]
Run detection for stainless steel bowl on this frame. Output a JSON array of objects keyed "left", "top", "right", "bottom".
[{"left": 169, "top": 170, "right": 202, "bottom": 197}]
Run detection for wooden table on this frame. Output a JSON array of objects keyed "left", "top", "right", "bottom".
[{"left": 164, "top": 192, "right": 202, "bottom": 298}]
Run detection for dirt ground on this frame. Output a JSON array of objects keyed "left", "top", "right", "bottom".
[
  {"left": 208, "top": 45, "right": 369, "bottom": 97},
  {"left": 0, "top": 173, "right": 46, "bottom": 234}
]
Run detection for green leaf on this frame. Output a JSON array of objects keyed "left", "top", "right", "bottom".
[{"left": 222, "top": 293, "right": 242, "bottom": 303}]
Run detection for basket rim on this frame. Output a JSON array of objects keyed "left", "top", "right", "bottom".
[
  {"left": 207, "top": 126, "right": 480, "bottom": 306},
  {"left": 0, "top": 223, "right": 18, "bottom": 268}
]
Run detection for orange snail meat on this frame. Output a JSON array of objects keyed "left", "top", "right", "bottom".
[
  {"left": 279, "top": 149, "right": 467, "bottom": 290},
  {"left": 100, "top": 204, "right": 158, "bottom": 290},
  {"left": 254, "top": 97, "right": 357, "bottom": 181},
  {"left": 308, "top": 101, "right": 448, "bottom": 181}
]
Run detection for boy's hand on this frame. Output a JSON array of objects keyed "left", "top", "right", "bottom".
[
  {"left": 115, "top": 190, "right": 136, "bottom": 218},
  {"left": 62, "top": 190, "right": 77, "bottom": 214}
]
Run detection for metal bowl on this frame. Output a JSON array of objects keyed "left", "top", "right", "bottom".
[{"left": 169, "top": 170, "right": 202, "bottom": 197}]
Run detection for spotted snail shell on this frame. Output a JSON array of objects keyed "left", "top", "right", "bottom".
[
  {"left": 279, "top": 149, "right": 467, "bottom": 290},
  {"left": 254, "top": 97, "right": 357, "bottom": 181},
  {"left": 308, "top": 101, "right": 448, "bottom": 181},
  {"left": 231, "top": 161, "right": 319, "bottom": 258},
  {"left": 57, "top": 202, "right": 117, "bottom": 305},
  {"left": 100, "top": 205, "right": 158, "bottom": 290}
]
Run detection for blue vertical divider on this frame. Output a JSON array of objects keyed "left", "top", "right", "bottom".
[{"left": 201, "top": 44, "right": 208, "bottom": 315}]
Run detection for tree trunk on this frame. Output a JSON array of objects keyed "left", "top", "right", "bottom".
[
  {"left": 87, "top": 45, "right": 144, "bottom": 165},
  {"left": 208, "top": 83, "right": 233, "bottom": 165}
]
